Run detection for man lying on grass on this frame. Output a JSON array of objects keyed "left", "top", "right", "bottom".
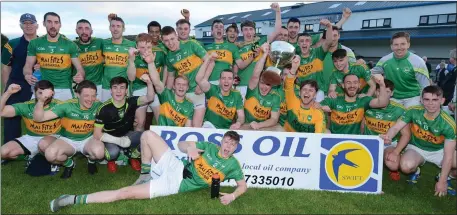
[{"left": 49, "top": 130, "right": 247, "bottom": 212}]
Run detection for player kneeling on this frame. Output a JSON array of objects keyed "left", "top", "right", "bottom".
[
  {"left": 50, "top": 130, "right": 247, "bottom": 212},
  {"left": 1, "top": 81, "right": 61, "bottom": 172},
  {"left": 381, "top": 86, "right": 456, "bottom": 196}
]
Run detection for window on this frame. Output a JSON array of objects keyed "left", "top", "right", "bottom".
[
  {"left": 361, "top": 18, "right": 391, "bottom": 29},
  {"left": 355, "top": 1, "right": 366, "bottom": 6},
  {"left": 449, "top": 14, "right": 456, "bottom": 23},
  {"left": 219, "top": 17, "right": 224, "bottom": 20},
  {"left": 304, "top": 24, "right": 314, "bottom": 32},
  {"left": 203, "top": 31, "right": 212, "bottom": 37},
  {"left": 428, "top": 15, "right": 438, "bottom": 24},
  {"left": 256, "top": 27, "right": 262, "bottom": 34},
  {"left": 228, "top": 16, "right": 237, "bottom": 20},
  {"left": 262, "top": 11, "right": 272, "bottom": 16},
  {"left": 281, "top": 9, "right": 291, "bottom": 14},
  {"left": 419, "top": 13, "right": 457, "bottom": 26},
  {"left": 329, "top": 3, "right": 341, "bottom": 9},
  {"left": 241, "top": 14, "right": 251, "bottom": 18},
  {"left": 319, "top": 24, "right": 326, "bottom": 31}
]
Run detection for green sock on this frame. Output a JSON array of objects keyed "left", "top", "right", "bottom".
[
  {"left": 130, "top": 148, "right": 141, "bottom": 159},
  {"left": 63, "top": 158, "right": 74, "bottom": 168},
  {"left": 141, "top": 163, "right": 151, "bottom": 174},
  {"left": 117, "top": 153, "right": 128, "bottom": 164},
  {"left": 75, "top": 195, "right": 88, "bottom": 205}
]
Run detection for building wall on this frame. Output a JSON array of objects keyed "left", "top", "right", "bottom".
[
  {"left": 195, "top": 2, "right": 456, "bottom": 39},
  {"left": 342, "top": 3, "right": 456, "bottom": 30}
]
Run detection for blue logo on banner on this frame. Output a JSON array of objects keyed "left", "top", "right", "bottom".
[{"left": 319, "top": 138, "right": 380, "bottom": 192}]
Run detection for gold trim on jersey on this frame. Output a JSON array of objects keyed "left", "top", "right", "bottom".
[
  {"left": 297, "top": 58, "right": 323, "bottom": 78},
  {"left": 61, "top": 118, "right": 95, "bottom": 134},
  {"left": 411, "top": 123, "right": 445, "bottom": 145},
  {"left": 365, "top": 116, "right": 394, "bottom": 134},
  {"left": 23, "top": 118, "right": 61, "bottom": 135},
  {"left": 244, "top": 96, "right": 271, "bottom": 121}
]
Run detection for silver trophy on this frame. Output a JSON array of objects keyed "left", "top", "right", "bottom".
[{"left": 263, "top": 41, "right": 296, "bottom": 86}]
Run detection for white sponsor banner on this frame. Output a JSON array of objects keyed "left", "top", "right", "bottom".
[{"left": 150, "top": 126, "right": 383, "bottom": 194}]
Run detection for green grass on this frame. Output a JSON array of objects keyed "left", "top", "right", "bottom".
[{"left": 1, "top": 156, "right": 456, "bottom": 214}]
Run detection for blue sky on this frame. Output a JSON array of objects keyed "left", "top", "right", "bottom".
[{"left": 1, "top": 2, "right": 298, "bottom": 40}]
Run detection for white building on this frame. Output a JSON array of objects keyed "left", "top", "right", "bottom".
[{"left": 195, "top": 1, "right": 456, "bottom": 60}]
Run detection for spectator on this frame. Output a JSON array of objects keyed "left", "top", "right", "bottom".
[
  {"left": 441, "top": 49, "right": 457, "bottom": 105},
  {"left": 436, "top": 62, "right": 448, "bottom": 85},
  {"left": 422, "top": 56, "right": 432, "bottom": 77}
]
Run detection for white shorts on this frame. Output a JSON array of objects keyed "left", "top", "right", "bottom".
[
  {"left": 186, "top": 92, "right": 205, "bottom": 109},
  {"left": 392, "top": 96, "right": 421, "bottom": 108},
  {"left": 14, "top": 135, "right": 42, "bottom": 157},
  {"left": 236, "top": 86, "right": 248, "bottom": 103},
  {"left": 100, "top": 88, "right": 112, "bottom": 102},
  {"left": 149, "top": 149, "right": 184, "bottom": 199},
  {"left": 32, "top": 88, "right": 73, "bottom": 101},
  {"left": 406, "top": 144, "right": 443, "bottom": 167},
  {"left": 133, "top": 88, "right": 160, "bottom": 112},
  {"left": 59, "top": 136, "right": 92, "bottom": 155},
  {"left": 202, "top": 121, "right": 216, "bottom": 129}
]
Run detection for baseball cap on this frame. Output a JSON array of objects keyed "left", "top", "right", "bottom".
[{"left": 20, "top": 13, "right": 37, "bottom": 24}]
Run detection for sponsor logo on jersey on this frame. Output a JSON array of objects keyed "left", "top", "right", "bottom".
[
  {"left": 208, "top": 49, "right": 233, "bottom": 65},
  {"left": 160, "top": 102, "right": 188, "bottom": 127},
  {"left": 207, "top": 97, "right": 236, "bottom": 120},
  {"left": 104, "top": 52, "right": 129, "bottom": 67},
  {"left": 23, "top": 118, "right": 61, "bottom": 135},
  {"left": 172, "top": 54, "right": 202, "bottom": 75},
  {"left": 331, "top": 108, "right": 364, "bottom": 125},
  {"left": 36, "top": 53, "right": 72, "bottom": 70},
  {"left": 244, "top": 97, "right": 271, "bottom": 121},
  {"left": 79, "top": 50, "right": 103, "bottom": 66},
  {"left": 411, "top": 123, "right": 445, "bottom": 145},
  {"left": 62, "top": 118, "right": 95, "bottom": 134},
  {"left": 297, "top": 58, "right": 324, "bottom": 78},
  {"left": 193, "top": 156, "right": 226, "bottom": 185},
  {"left": 365, "top": 116, "right": 394, "bottom": 134}
]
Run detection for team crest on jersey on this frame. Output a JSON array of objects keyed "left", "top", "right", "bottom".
[{"left": 307, "top": 115, "right": 312, "bottom": 121}]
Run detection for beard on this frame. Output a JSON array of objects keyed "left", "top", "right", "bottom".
[
  {"left": 79, "top": 34, "right": 91, "bottom": 43},
  {"left": 47, "top": 28, "right": 58, "bottom": 38},
  {"left": 343, "top": 87, "right": 358, "bottom": 97}
]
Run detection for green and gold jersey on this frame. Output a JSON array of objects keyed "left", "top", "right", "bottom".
[
  {"left": 284, "top": 77, "right": 326, "bottom": 133},
  {"left": 321, "top": 96, "right": 373, "bottom": 135},
  {"left": 295, "top": 46, "right": 327, "bottom": 91},
  {"left": 401, "top": 106, "right": 456, "bottom": 151},
  {"left": 375, "top": 52, "right": 430, "bottom": 99},
  {"left": 51, "top": 99, "right": 102, "bottom": 141},
  {"left": 274, "top": 85, "right": 287, "bottom": 126},
  {"left": 74, "top": 37, "right": 104, "bottom": 85},
  {"left": 166, "top": 40, "right": 207, "bottom": 92},
  {"left": 152, "top": 43, "right": 167, "bottom": 80},
  {"left": 131, "top": 55, "right": 149, "bottom": 92},
  {"left": 27, "top": 35, "right": 79, "bottom": 89},
  {"left": 2, "top": 37, "right": 21, "bottom": 65},
  {"left": 12, "top": 99, "right": 62, "bottom": 136},
  {"left": 157, "top": 88, "right": 194, "bottom": 127},
  {"left": 205, "top": 41, "right": 241, "bottom": 81},
  {"left": 330, "top": 64, "right": 371, "bottom": 95},
  {"left": 101, "top": 38, "right": 136, "bottom": 89},
  {"left": 292, "top": 34, "right": 321, "bottom": 55},
  {"left": 322, "top": 44, "right": 356, "bottom": 93},
  {"left": 179, "top": 141, "right": 244, "bottom": 193},
  {"left": 238, "top": 36, "right": 268, "bottom": 86},
  {"left": 204, "top": 84, "right": 243, "bottom": 129},
  {"left": 364, "top": 101, "right": 406, "bottom": 141},
  {"left": 244, "top": 86, "right": 280, "bottom": 123}
]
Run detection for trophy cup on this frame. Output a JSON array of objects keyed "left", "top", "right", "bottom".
[{"left": 262, "top": 41, "right": 295, "bottom": 86}]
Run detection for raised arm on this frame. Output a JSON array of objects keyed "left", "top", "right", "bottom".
[
  {"left": 320, "top": 19, "right": 334, "bottom": 52},
  {"left": 138, "top": 52, "right": 157, "bottom": 105},
  {"left": 33, "top": 89, "right": 59, "bottom": 122},
  {"left": 127, "top": 48, "right": 137, "bottom": 82},
  {"left": 0, "top": 84, "right": 21, "bottom": 117},
  {"left": 267, "top": 3, "right": 282, "bottom": 43},
  {"left": 369, "top": 74, "right": 389, "bottom": 108},
  {"left": 195, "top": 52, "right": 217, "bottom": 93},
  {"left": 335, "top": 7, "right": 351, "bottom": 29},
  {"left": 248, "top": 43, "right": 270, "bottom": 90}
]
